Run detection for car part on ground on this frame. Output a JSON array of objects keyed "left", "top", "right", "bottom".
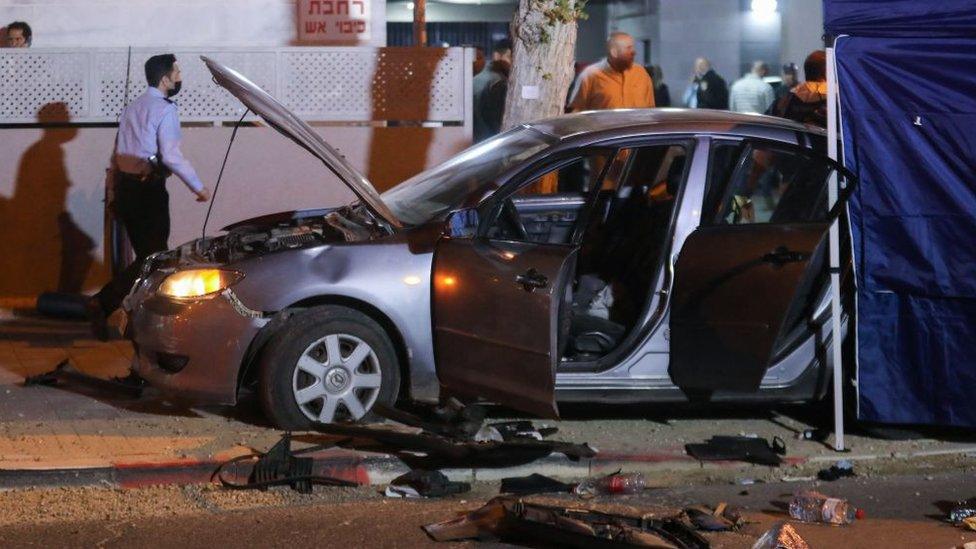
[
  {"left": 311, "top": 421, "right": 596, "bottom": 470},
  {"left": 422, "top": 496, "right": 710, "bottom": 548},
  {"left": 213, "top": 433, "right": 356, "bottom": 493},
  {"left": 385, "top": 469, "right": 470, "bottom": 498},
  {"left": 258, "top": 305, "right": 400, "bottom": 429},
  {"left": 685, "top": 436, "right": 786, "bottom": 467},
  {"left": 373, "top": 399, "right": 487, "bottom": 440}
]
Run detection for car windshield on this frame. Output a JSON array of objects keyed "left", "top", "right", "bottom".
[{"left": 381, "top": 126, "right": 557, "bottom": 226}]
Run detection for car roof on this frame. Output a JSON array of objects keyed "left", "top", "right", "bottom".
[{"left": 526, "top": 108, "right": 826, "bottom": 141}]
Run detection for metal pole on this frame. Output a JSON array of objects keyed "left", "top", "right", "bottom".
[
  {"left": 413, "top": 0, "right": 427, "bottom": 47},
  {"left": 826, "top": 46, "right": 845, "bottom": 452}
]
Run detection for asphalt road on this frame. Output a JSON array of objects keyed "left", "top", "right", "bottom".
[{"left": 1, "top": 471, "right": 974, "bottom": 548}]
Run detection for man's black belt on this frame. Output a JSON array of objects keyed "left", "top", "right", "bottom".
[{"left": 117, "top": 171, "right": 164, "bottom": 184}]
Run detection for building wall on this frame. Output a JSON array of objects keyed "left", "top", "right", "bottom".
[
  {"left": 780, "top": 0, "right": 825, "bottom": 68},
  {"left": 576, "top": 3, "right": 609, "bottom": 64},
  {"left": 386, "top": 2, "right": 513, "bottom": 23},
  {"left": 0, "top": 0, "right": 386, "bottom": 46}
]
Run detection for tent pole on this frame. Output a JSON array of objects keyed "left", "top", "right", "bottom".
[{"left": 826, "top": 46, "right": 846, "bottom": 452}]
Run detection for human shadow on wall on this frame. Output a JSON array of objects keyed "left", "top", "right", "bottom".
[
  {"left": 365, "top": 47, "right": 450, "bottom": 192},
  {"left": 0, "top": 102, "right": 104, "bottom": 299}
]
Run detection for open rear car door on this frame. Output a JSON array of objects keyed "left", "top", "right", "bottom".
[{"left": 669, "top": 141, "right": 855, "bottom": 393}]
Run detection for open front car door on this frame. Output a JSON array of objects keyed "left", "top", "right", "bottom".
[
  {"left": 669, "top": 140, "right": 855, "bottom": 393},
  {"left": 431, "top": 151, "right": 617, "bottom": 418}
]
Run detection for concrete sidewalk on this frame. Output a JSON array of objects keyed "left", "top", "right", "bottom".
[{"left": 1, "top": 310, "right": 975, "bottom": 489}]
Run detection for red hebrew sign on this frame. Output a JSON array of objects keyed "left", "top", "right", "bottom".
[{"left": 299, "top": 0, "right": 372, "bottom": 43}]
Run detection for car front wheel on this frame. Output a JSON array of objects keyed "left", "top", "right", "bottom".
[{"left": 258, "top": 306, "right": 400, "bottom": 430}]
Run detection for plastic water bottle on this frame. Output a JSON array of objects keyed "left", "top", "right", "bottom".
[
  {"left": 574, "top": 472, "right": 646, "bottom": 496},
  {"left": 789, "top": 490, "right": 856, "bottom": 525}
]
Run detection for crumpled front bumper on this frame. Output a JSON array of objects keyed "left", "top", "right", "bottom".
[{"left": 125, "top": 271, "right": 268, "bottom": 405}]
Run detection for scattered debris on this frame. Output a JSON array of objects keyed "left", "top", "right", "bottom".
[
  {"left": 780, "top": 476, "right": 817, "bottom": 483},
  {"left": 789, "top": 490, "right": 856, "bottom": 524},
  {"left": 500, "top": 473, "right": 574, "bottom": 496},
  {"left": 685, "top": 436, "right": 786, "bottom": 466},
  {"left": 948, "top": 498, "right": 976, "bottom": 526},
  {"left": 683, "top": 502, "right": 743, "bottom": 532},
  {"left": 574, "top": 471, "right": 646, "bottom": 497},
  {"left": 751, "top": 522, "right": 809, "bottom": 549},
  {"left": 796, "top": 428, "right": 830, "bottom": 443},
  {"left": 816, "top": 459, "right": 855, "bottom": 481},
  {"left": 311, "top": 421, "right": 596, "bottom": 469},
  {"left": 474, "top": 420, "right": 559, "bottom": 442},
  {"left": 385, "top": 469, "right": 469, "bottom": 498},
  {"left": 423, "top": 496, "right": 709, "bottom": 548},
  {"left": 373, "top": 399, "right": 486, "bottom": 440},
  {"left": 213, "top": 433, "right": 356, "bottom": 493},
  {"left": 23, "top": 359, "right": 143, "bottom": 398}
]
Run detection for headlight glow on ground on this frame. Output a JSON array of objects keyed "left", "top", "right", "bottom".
[{"left": 159, "top": 269, "right": 243, "bottom": 299}]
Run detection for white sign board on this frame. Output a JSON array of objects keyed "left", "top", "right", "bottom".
[{"left": 299, "top": 0, "right": 372, "bottom": 44}]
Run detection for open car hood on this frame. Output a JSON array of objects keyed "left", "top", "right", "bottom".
[{"left": 201, "top": 56, "right": 402, "bottom": 229}]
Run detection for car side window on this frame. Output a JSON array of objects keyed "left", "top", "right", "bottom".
[
  {"left": 706, "top": 143, "right": 832, "bottom": 225},
  {"left": 486, "top": 151, "right": 612, "bottom": 243}
]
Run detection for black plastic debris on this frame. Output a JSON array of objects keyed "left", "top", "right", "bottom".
[
  {"left": 423, "top": 496, "right": 710, "bottom": 548},
  {"left": 500, "top": 473, "right": 574, "bottom": 496},
  {"left": 797, "top": 428, "right": 830, "bottom": 443},
  {"left": 816, "top": 459, "right": 855, "bottom": 481},
  {"left": 387, "top": 469, "right": 470, "bottom": 498},
  {"left": 685, "top": 436, "right": 786, "bottom": 466},
  {"left": 374, "top": 399, "right": 486, "bottom": 440},
  {"left": 312, "top": 421, "right": 596, "bottom": 470},
  {"left": 213, "top": 433, "right": 357, "bottom": 493},
  {"left": 24, "top": 359, "right": 144, "bottom": 398}
]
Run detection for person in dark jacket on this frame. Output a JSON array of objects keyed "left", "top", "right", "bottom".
[
  {"left": 646, "top": 65, "right": 671, "bottom": 107},
  {"left": 473, "top": 39, "right": 512, "bottom": 142},
  {"left": 774, "top": 62, "right": 798, "bottom": 102},
  {"left": 690, "top": 57, "right": 728, "bottom": 110},
  {"left": 768, "top": 50, "right": 827, "bottom": 127}
]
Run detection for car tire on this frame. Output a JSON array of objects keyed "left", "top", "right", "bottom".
[{"left": 258, "top": 305, "right": 400, "bottom": 430}]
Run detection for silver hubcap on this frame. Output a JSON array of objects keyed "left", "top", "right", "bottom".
[{"left": 292, "top": 333, "right": 382, "bottom": 423}]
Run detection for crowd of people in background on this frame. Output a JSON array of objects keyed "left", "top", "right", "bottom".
[{"left": 472, "top": 31, "right": 829, "bottom": 143}]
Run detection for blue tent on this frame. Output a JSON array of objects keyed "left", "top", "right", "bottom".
[{"left": 825, "top": 1, "right": 976, "bottom": 426}]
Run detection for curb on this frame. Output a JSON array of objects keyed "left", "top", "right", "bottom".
[{"left": 2, "top": 445, "right": 973, "bottom": 490}]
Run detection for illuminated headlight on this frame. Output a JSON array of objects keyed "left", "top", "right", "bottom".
[{"left": 158, "top": 269, "right": 243, "bottom": 300}]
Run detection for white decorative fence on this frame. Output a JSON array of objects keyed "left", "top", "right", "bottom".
[{"left": 0, "top": 47, "right": 469, "bottom": 124}]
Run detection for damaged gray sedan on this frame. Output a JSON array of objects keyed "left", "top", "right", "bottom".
[{"left": 125, "top": 57, "right": 854, "bottom": 429}]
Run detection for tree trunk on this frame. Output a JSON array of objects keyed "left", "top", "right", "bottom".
[{"left": 501, "top": 0, "right": 580, "bottom": 130}]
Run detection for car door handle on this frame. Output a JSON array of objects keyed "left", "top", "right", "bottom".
[
  {"left": 516, "top": 268, "right": 548, "bottom": 291},
  {"left": 762, "top": 246, "right": 808, "bottom": 266}
]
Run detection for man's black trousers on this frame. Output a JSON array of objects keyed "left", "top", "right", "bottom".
[{"left": 95, "top": 173, "right": 170, "bottom": 315}]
